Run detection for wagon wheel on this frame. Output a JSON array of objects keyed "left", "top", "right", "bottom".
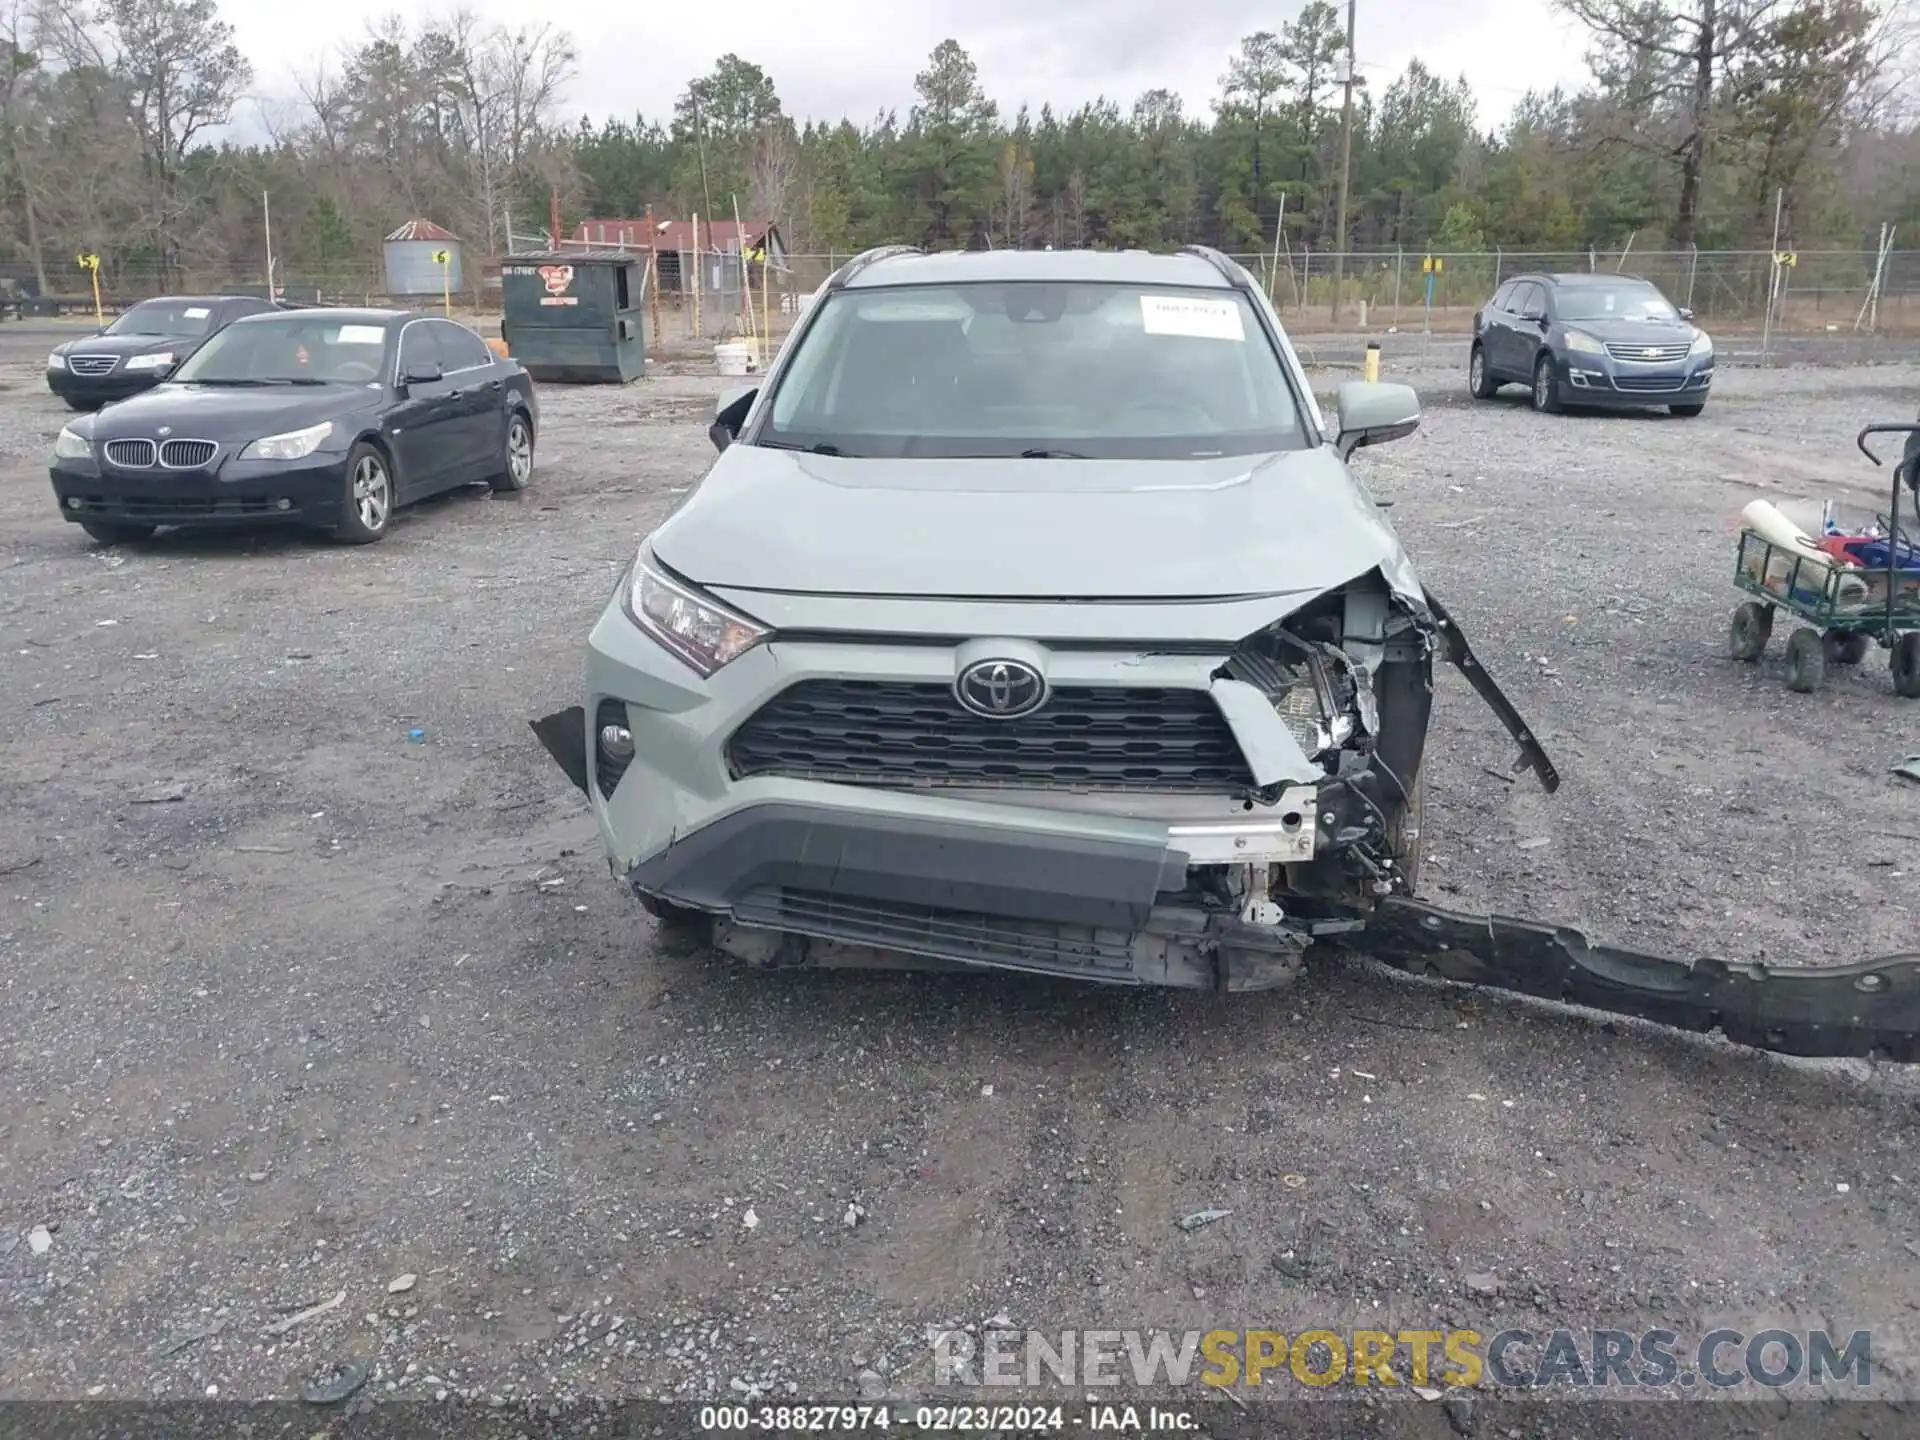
[
  {"left": 1784, "top": 629, "right": 1826, "bottom": 693},
  {"left": 1893, "top": 633, "right": 1920, "bottom": 699},
  {"left": 1730, "top": 601, "right": 1773, "bottom": 661},
  {"left": 1823, "top": 630, "right": 1871, "bottom": 666}
]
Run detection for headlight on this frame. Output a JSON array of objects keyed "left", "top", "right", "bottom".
[
  {"left": 240, "top": 421, "right": 333, "bottom": 461},
  {"left": 1689, "top": 330, "right": 1713, "bottom": 356},
  {"left": 1564, "top": 330, "right": 1605, "bottom": 355},
  {"left": 53, "top": 426, "right": 90, "bottom": 460},
  {"left": 123, "top": 352, "right": 176, "bottom": 372},
  {"left": 621, "top": 557, "right": 768, "bottom": 677},
  {"left": 46, "top": 351, "right": 65, "bottom": 370}
]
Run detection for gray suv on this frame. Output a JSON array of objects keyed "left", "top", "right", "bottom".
[{"left": 535, "top": 246, "right": 1555, "bottom": 991}]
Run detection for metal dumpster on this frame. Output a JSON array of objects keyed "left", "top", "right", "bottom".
[{"left": 499, "top": 250, "right": 646, "bottom": 383}]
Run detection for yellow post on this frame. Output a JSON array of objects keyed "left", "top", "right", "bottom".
[
  {"left": 432, "top": 248, "right": 451, "bottom": 316},
  {"left": 1363, "top": 342, "right": 1380, "bottom": 383},
  {"left": 77, "top": 253, "right": 102, "bottom": 324}
]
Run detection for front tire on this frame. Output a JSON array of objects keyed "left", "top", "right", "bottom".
[
  {"left": 335, "top": 442, "right": 394, "bottom": 545},
  {"left": 1730, "top": 601, "right": 1773, "bottom": 661},
  {"left": 63, "top": 396, "right": 100, "bottom": 413},
  {"left": 1531, "top": 353, "right": 1562, "bottom": 414},
  {"left": 1468, "top": 345, "right": 1499, "bottom": 400},
  {"left": 1671, "top": 401, "right": 1705, "bottom": 417},
  {"left": 79, "top": 520, "right": 154, "bottom": 545},
  {"left": 1384, "top": 766, "right": 1426, "bottom": 895},
  {"left": 1784, "top": 629, "right": 1825, "bottom": 693},
  {"left": 490, "top": 411, "right": 533, "bottom": 493},
  {"left": 1893, "top": 633, "right": 1920, "bottom": 699}
]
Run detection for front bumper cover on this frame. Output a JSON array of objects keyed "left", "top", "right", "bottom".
[{"left": 50, "top": 452, "right": 351, "bottom": 528}]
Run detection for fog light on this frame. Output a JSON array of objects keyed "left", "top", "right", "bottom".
[
  {"left": 598, "top": 724, "right": 634, "bottom": 760},
  {"left": 276, "top": 498, "right": 292, "bottom": 511},
  {"left": 66, "top": 497, "right": 81, "bottom": 509}
]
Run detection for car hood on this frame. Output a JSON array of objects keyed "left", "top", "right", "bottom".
[
  {"left": 1561, "top": 316, "right": 1700, "bottom": 345},
  {"left": 650, "top": 444, "right": 1421, "bottom": 601},
  {"left": 54, "top": 333, "right": 201, "bottom": 357},
  {"left": 78, "top": 383, "right": 376, "bottom": 442}
]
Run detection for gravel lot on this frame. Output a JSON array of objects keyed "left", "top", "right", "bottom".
[{"left": 3, "top": 317, "right": 1920, "bottom": 1430}]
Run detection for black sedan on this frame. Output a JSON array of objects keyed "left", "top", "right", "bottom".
[
  {"left": 1468, "top": 272, "right": 1714, "bottom": 416},
  {"left": 49, "top": 308, "right": 538, "bottom": 545},
  {"left": 47, "top": 294, "right": 284, "bottom": 410}
]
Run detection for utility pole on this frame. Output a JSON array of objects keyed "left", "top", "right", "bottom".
[{"left": 1331, "top": 0, "right": 1356, "bottom": 324}]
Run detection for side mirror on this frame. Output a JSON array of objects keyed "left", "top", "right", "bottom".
[
  {"left": 1334, "top": 380, "right": 1421, "bottom": 460},
  {"left": 1678, "top": 307, "right": 1695, "bottom": 322},
  {"left": 402, "top": 359, "right": 443, "bottom": 388},
  {"left": 709, "top": 385, "right": 757, "bottom": 453},
  {"left": 1522, "top": 310, "right": 1547, "bottom": 326}
]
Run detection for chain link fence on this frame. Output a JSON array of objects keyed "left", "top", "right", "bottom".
[{"left": 20, "top": 245, "right": 1914, "bottom": 340}]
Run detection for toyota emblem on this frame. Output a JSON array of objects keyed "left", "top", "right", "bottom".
[{"left": 955, "top": 659, "right": 1046, "bottom": 719}]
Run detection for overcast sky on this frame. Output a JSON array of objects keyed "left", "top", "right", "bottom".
[{"left": 232, "top": 0, "right": 1597, "bottom": 139}]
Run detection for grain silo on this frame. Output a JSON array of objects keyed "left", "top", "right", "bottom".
[{"left": 382, "top": 219, "right": 462, "bottom": 296}]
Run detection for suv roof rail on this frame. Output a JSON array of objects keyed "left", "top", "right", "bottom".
[
  {"left": 826, "top": 245, "right": 923, "bottom": 291},
  {"left": 1175, "top": 244, "right": 1254, "bottom": 292}
]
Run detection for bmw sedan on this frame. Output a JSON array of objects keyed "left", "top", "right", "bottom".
[
  {"left": 1468, "top": 273, "right": 1714, "bottom": 416},
  {"left": 47, "top": 294, "right": 283, "bottom": 411},
  {"left": 49, "top": 308, "right": 538, "bottom": 545}
]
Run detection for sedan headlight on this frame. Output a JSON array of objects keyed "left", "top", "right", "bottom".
[
  {"left": 1564, "top": 330, "right": 1605, "bottom": 355},
  {"left": 240, "top": 421, "right": 333, "bottom": 461},
  {"left": 123, "top": 351, "right": 176, "bottom": 372},
  {"left": 46, "top": 350, "right": 65, "bottom": 370},
  {"left": 53, "top": 426, "right": 90, "bottom": 459},
  {"left": 1689, "top": 329, "right": 1713, "bottom": 356},
  {"left": 621, "top": 557, "right": 768, "bottom": 677}
]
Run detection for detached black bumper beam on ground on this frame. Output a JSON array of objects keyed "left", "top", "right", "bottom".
[{"left": 1353, "top": 896, "right": 1920, "bottom": 1062}]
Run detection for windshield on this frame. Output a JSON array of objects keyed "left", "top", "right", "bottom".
[
  {"left": 1556, "top": 283, "right": 1680, "bottom": 324},
  {"left": 758, "top": 281, "right": 1306, "bottom": 459},
  {"left": 106, "top": 299, "right": 218, "bottom": 338},
  {"left": 172, "top": 317, "right": 389, "bottom": 385}
]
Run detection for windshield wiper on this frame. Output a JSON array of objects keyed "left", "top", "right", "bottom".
[
  {"left": 758, "top": 439, "right": 845, "bottom": 456},
  {"left": 1018, "top": 448, "right": 1091, "bottom": 459}
]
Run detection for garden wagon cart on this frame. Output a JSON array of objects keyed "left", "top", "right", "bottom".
[{"left": 1729, "top": 421, "right": 1920, "bottom": 696}]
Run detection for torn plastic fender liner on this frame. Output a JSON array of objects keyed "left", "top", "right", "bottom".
[
  {"left": 1208, "top": 677, "right": 1322, "bottom": 786},
  {"left": 532, "top": 707, "right": 590, "bottom": 795},
  {"left": 1355, "top": 896, "right": 1920, "bottom": 1062},
  {"left": 1420, "top": 591, "right": 1561, "bottom": 793}
]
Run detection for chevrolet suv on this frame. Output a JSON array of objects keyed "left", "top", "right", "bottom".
[
  {"left": 534, "top": 246, "right": 1553, "bottom": 992},
  {"left": 1469, "top": 272, "right": 1713, "bottom": 416}
]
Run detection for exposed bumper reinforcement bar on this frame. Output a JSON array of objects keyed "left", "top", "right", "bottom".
[{"left": 1351, "top": 897, "right": 1920, "bottom": 1062}]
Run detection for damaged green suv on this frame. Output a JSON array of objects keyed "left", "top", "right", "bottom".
[{"left": 535, "top": 245, "right": 1564, "bottom": 992}]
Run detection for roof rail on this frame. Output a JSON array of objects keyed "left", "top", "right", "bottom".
[
  {"left": 1175, "top": 244, "right": 1254, "bottom": 292},
  {"left": 826, "top": 245, "right": 923, "bottom": 291}
]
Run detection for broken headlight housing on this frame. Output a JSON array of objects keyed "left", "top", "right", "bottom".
[
  {"left": 621, "top": 556, "right": 768, "bottom": 677},
  {"left": 1220, "top": 622, "right": 1370, "bottom": 764}
]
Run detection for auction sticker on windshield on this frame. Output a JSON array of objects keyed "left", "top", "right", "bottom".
[
  {"left": 1140, "top": 294, "right": 1244, "bottom": 341},
  {"left": 183, "top": 307, "right": 210, "bottom": 319},
  {"left": 335, "top": 325, "right": 385, "bottom": 345}
]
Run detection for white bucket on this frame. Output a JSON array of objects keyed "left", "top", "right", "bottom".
[{"left": 715, "top": 342, "right": 752, "bottom": 376}]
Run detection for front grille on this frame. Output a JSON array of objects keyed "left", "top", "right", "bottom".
[
  {"left": 727, "top": 679, "right": 1255, "bottom": 793},
  {"left": 159, "top": 439, "right": 218, "bottom": 468},
  {"left": 595, "top": 697, "right": 632, "bottom": 797},
  {"left": 1612, "top": 374, "right": 1689, "bottom": 393},
  {"left": 67, "top": 354, "right": 117, "bottom": 376},
  {"left": 103, "top": 439, "right": 156, "bottom": 468},
  {"left": 1604, "top": 342, "right": 1690, "bottom": 364},
  {"left": 733, "top": 886, "right": 1140, "bottom": 978}
]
